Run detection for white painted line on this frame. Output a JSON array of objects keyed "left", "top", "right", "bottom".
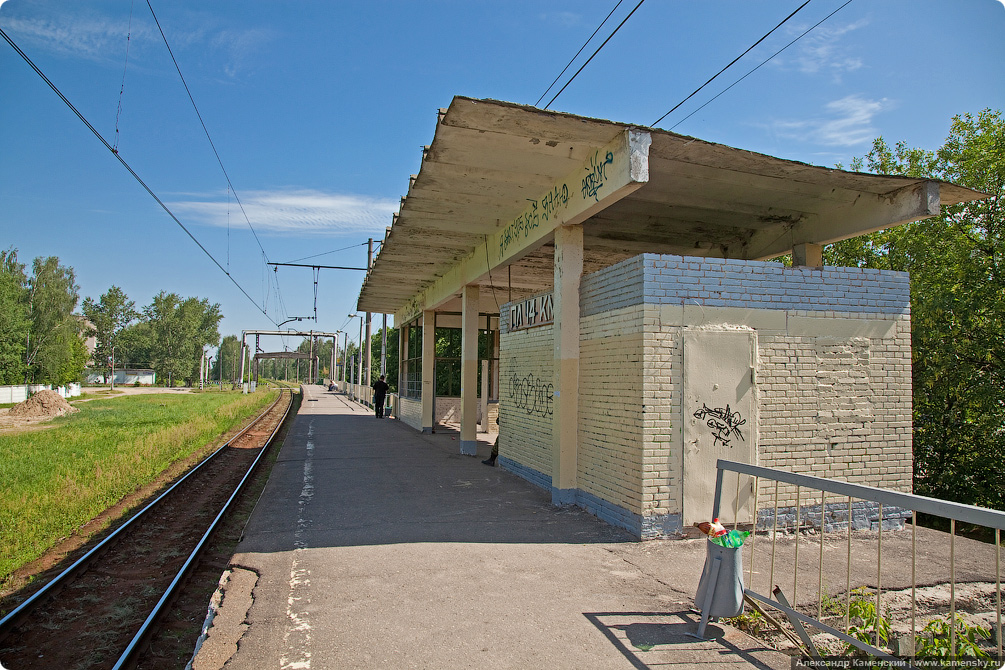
[{"left": 280, "top": 419, "right": 315, "bottom": 670}]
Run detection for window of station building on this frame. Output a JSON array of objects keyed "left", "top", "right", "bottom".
[
  {"left": 398, "top": 314, "right": 500, "bottom": 400},
  {"left": 433, "top": 317, "right": 497, "bottom": 399},
  {"left": 401, "top": 320, "right": 423, "bottom": 399}
]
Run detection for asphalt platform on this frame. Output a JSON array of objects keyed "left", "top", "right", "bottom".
[{"left": 189, "top": 384, "right": 1000, "bottom": 669}]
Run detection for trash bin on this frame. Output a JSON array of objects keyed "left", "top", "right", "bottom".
[{"left": 694, "top": 538, "right": 744, "bottom": 637}]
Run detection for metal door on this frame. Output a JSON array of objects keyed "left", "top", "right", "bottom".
[{"left": 682, "top": 329, "right": 757, "bottom": 526}]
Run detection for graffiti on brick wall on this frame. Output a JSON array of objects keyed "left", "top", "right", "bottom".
[
  {"left": 693, "top": 403, "right": 745, "bottom": 447},
  {"left": 509, "top": 365, "right": 554, "bottom": 417}
]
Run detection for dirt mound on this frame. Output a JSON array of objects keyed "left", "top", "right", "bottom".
[{"left": 9, "top": 390, "right": 80, "bottom": 418}]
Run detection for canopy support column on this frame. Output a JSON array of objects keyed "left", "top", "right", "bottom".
[
  {"left": 460, "top": 284, "right": 480, "bottom": 455},
  {"left": 421, "top": 310, "right": 435, "bottom": 434},
  {"left": 552, "top": 224, "right": 582, "bottom": 504}
]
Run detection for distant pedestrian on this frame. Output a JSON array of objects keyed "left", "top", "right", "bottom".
[
  {"left": 482, "top": 415, "right": 500, "bottom": 466},
  {"left": 372, "top": 375, "right": 389, "bottom": 418}
]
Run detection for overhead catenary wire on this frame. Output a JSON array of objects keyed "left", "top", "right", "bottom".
[
  {"left": 543, "top": 0, "right": 647, "bottom": 110},
  {"left": 282, "top": 241, "right": 369, "bottom": 265},
  {"left": 651, "top": 0, "right": 814, "bottom": 127},
  {"left": 144, "top": 0, "right": 272, "bottom": 265},
  {"left": 0, "top": 25, "right": 278, "bottom": 326},
  {"left": 534, "top": 0, "right": 624, "bottom": 108},
  {"left": 112, "top": 0, "right": 136, "bottom": 153},
  {"left": 667, "top": 0, "right": 856, "bottom": 132}
]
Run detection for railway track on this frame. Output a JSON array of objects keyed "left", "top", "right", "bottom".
[{"left": 0, "top": 386, "right": 295, "bottom": 670}]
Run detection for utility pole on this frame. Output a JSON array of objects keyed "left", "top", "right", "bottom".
[
  {"left": 238, "top": 334, "right": 247, "bottom": 392},
  {"left": 381, "top": 314, "right": 387, "bottom": 377},
  {"left": 357, "top": 317, "right": 364, "bottom": 398},
  {"left": 341, "top": 332, "right": 347, "bottom": 388},
  {"left": 200, "top": 351, "right": 204, "bottom": 390},
  {"left": 308, "top": 332, "right": 315, "bottom": 383},
  {"left": 254, "top": 334, "right": 261, "bottom": 387},
  {"left": 110, "top": 344, "right": 116, "bottom": 391},
  {"left": 365, "top": 238, "right": 373, "bottom": 387},
  {"left": 330, "top": 335, "right": 336, "bottom": 385}
]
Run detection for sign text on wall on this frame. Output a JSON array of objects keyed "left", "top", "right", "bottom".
[{"left": 509, "top": 293, "right": 554, "bottom": 332}]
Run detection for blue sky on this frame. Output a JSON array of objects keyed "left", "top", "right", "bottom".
[{"left": 2, "top": 0, "right": 1003, "bottom": 356}]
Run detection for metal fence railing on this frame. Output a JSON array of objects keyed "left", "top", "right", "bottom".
[{"left": 699, "top": 459, "right": 1004, "bottom": 666}]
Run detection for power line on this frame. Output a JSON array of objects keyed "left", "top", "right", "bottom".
[
  {"left": 0, "top": 25, "right": 278, "bottom": 326},
  {"left": 543, "top": 0, "right": 647, "bottom": 110},
  {"left": 144, "top": 0, "right": 272, "bottom": 265},
  {"left": 534, "top": 0, "right": 624, "bottom": 108},
  {"left": 667, "top": 0, "right": 856, "bottom": 132},
  {"left": 282, "top": 242, "right": 369, "bottom": 265},
  {"left": 652, "top": 0, "right": 813, "bottom": 127}
]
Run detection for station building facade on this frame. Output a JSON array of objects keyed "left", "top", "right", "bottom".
[{"left": 357, "top": 97, "right": 982, "bottom": 539}]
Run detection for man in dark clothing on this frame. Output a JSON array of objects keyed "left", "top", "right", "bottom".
[{"left": 372, "top": 374, "right": 389, "bottom": 418}]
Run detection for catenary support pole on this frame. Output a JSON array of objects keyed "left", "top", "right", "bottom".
[
  {"left": 364, "top": 238, "right": 373, "bottom": 387},
  {"left": 357, "top": 318, "right": 364, "bottom": 400},
  {"left": 381, "top": 313, "right": 387, "bottom": 377},
  {"left": 238, "top": 334, "right": 247, "bottom": 393}
]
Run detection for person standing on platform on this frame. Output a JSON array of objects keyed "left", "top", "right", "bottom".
[{"left": 372, "top": 374, "right": 389, "bottom": 418}]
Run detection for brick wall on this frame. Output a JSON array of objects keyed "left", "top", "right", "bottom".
[
  {"left": 498, "top": 304, "right": 554, "bottom": 480},
  {"left": 755, "top": 317, "right": 913, "bottom": 506},
  {"left": 398, "top": 396, "right": 422, "bottom": 431},
  {"left": 498, "top": 252, "right": 912, "bottom": 539},
  {"left": 642, "top": 305, "right": 683, "bottom": 534},
  {"left": 579, "top": 306, "right": 645, "bottom": 519},
  {"left": 583, "top": 254, "right": 910, "bottom": 316},
  {"left": 640, "top": 255, "right": 913, "bottom": 513}
]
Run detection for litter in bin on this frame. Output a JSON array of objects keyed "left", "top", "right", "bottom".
[{"left": 696, "top": 518, "right": 751, "bottom": 548}]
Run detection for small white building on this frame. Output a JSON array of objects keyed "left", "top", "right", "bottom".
[
  {"left": 355, "top": 97, "right": 984, "bottom": 539},
  {"left": 86, "top": 369, "right": 156, "bottom": 386}
]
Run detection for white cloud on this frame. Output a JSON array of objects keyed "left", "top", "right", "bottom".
[
  {"left": 773, "top": 19, "right": 869, "bottom": 80},
  {"left": 537, "top": 12, "right": 582, "bottom": 28},
  {"left": 169, "top": 189, "right": 399, "bottom": 236},
  {"left": 2, "top": 6, "right": 273, "bottom": 77},
  {"left": 771, "top": 95, "right": 889, "bottom": 147},
  {"left": 2, "top": 12, "right": 148, "bottom": 64}
]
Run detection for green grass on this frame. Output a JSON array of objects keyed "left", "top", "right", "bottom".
[{"left": 0, "top": 389, "right": 277, "bottom": 583}]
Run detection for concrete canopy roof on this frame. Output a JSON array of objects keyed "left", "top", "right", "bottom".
[{"left": 358, "top": 97, "right": 983, "bottom": 322}]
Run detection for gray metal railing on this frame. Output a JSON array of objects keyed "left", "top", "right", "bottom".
[{"left": 700, "top": 459, "right": 1004, "bottom": 665}]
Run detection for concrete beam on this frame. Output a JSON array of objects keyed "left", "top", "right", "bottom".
[
  {"left": 792, "top": 243, "right": 823, "bottom": 267},
  {"left": 394, "top": 129, "right": 651, "bottom": 324},
  {"left": 746, "top": 181, "right": 940, "bottom": 260}
]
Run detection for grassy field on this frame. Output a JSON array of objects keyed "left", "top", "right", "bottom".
[{"left": 0, "top": 389, "right": 278, "bottom": 584}]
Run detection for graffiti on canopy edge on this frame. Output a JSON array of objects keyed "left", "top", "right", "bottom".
[
  {"left": 581, "top": 150, "right": 614, "bottom": 202},
  {"left": 497, "top": 183, "right": 571, "bottom": 259}
]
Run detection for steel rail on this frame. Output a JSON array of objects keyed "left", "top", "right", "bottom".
[
  {"left": 113, "top": 387, "right": 294, "bottom": 668},
  {"left": 0, "top": 387, "right": 290, "bottom": 636}
]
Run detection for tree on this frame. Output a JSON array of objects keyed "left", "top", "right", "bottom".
[
  {"left": 0, "top": 248, "right": 29, "bottom": 384},
  {"left": 82, "top": 286, "right": 138, "bottom": 385},
  {"left": 143, "top": 292, "right": 222, "bottom": 386},
  {"left": 369, "top": 326, "right": 399, "bottom": 392},
  {"left": 25, "top": 256, "right": 86, "bottom": 385},
  {"left": 212, "top": 334, "right": 246, "bottom": 385},
  {"left": 828, "top": 109, "right": 1005, "bottom": 509},
  {"left": 117, "top": 321, "right": 154, "bottom": 370}
]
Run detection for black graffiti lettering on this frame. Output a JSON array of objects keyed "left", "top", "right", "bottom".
[
  {"left": 581, "top": 150, "right": 614, "bottom": 202},
  {"left": 693, "top": 402, "right": 746, "bottom": 447},
  {"left": 509, "top": 370, "right": 554, "bottom": 417}
]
